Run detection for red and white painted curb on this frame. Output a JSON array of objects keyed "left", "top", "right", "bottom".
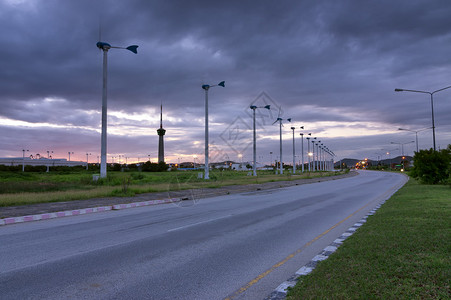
[{"left": 0, "top": 198, "right": 176, "bottom": 226}]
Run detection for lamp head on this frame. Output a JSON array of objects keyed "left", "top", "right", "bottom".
[
  {"left": 218, "top": 81, "right": 225, "bottom": 87},
  {"left": 300, "top": 126, "right": 304, "bottom": 129},
  {"left": 250, "top": 105, "right": 257, "bottom": 110},
  {"left": 394, "top": 88, "right": 404, "bottom": 92},
  {"left": 202, "top": 84, "right": 210, "bottom": 90},
  {"left": 126, "top": 45, "right": 139, "bottom": 54},
  {"left": 264, "top": 105, "right": 271, "bottom": 110},
  {"left": 96, "top": 41, "right": 111, "bottom": 50},
  {"left": 291, "top": 127, "right": 295, "bottom": 130},
  {"left": 287, "top": 118, "right": 292, "bottom": 122}
]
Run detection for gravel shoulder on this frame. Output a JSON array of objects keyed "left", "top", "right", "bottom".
[{"left": 0, "top": 171, "right": 357, "bottom": 219}]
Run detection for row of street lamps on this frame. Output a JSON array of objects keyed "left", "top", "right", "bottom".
[
  {"left": 394, "top": 85, "right": 451, "bottom": 151},
  {"left": 95, "top": 40, "right": 447, "bottom": 180},
  {"left": 95, "top": 39, "right": 337, "bottom": 180}
]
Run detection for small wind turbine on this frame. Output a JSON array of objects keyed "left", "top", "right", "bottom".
[
  {"left": 273, "top": 108, "right": 291, "bottom": 175},
  {"left": 96, "top": 26, "right": 138, "bottom": 178}
]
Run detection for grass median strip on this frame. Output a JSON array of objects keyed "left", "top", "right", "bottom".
[{"left": 286, "top": 178, "right": 450, "bottom": 299}]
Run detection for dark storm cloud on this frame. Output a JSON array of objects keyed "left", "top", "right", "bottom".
[{"left": 1, "top": 0, "right": 450, "bottom": 160}]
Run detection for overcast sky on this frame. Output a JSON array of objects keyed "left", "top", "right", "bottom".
[{"left": 1, "top": 0, "right": 450, "bottom": 165}]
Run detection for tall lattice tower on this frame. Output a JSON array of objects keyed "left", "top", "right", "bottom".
[{"left": 157, "top": 104, "right": 166, "bottom": 163}]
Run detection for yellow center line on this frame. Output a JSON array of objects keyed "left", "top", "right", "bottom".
[{"left": 224, "top": 200, "right": 374, "bottom": 300}]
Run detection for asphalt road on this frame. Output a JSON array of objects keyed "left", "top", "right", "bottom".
[{"left": 0, "top": 170, "right": 407, "bottom": 299}]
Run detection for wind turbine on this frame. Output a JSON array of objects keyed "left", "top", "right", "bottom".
[
  {"left": 273, "top": 110, "right": 291, "bottom": 175},
  {"left": 96, "top": 37, "right": 138, "bottom": 178}
]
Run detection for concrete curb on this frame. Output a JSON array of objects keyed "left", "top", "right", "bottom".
[
  {"left": 265, "top": 213, "right": 375, "bottom": 300},
  {"left": 0, "top": 172, "right": 357, "bottom": 224},
  {"left": 0, "top": 198, "right": 176, "bottom": 226}
]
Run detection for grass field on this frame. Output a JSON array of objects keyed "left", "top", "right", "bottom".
[
  {"left": 0, "top": 169, "right": 345, "bottom": 206},
  {"left": 286, "top": 178, "right": 450, "bottom": 299}
]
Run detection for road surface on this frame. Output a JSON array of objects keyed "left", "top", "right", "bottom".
[{"left": 0, "top": 170, "right": 407, "bottom": 299}]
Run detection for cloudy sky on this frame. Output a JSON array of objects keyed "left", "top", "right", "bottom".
[{"left": 1, "top": 0, "right": 450, "bottom": 165}]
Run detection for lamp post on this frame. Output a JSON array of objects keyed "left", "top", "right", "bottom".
[
  {"left": 312, "top": 137, "right": 321, "bottom": 171},
  {"left": 46, "top": 150, "right": 53, "bottom": 173},
  {"left": 319, "top": 144, "right": 324, "bottom": 171},
  {"left": 202, "top": 81, "right": 225, "bottom": 180},
  {"left": 273, "top": 117, "right": 292, "bottom": 175},
  {"left": 250, "top": 104, "right": 270, "bottom": 176},
  {"left": 22, "top": 149, "right": 29, "bottom": 172},
  {"left": 299, "top": 129, "right": 306, "bottom": 173},
  {"left": 395, "top": 85, "right": 451, "bottom": 151},
  {"left": 398, "top": 127, "right": 432, "bottom": 153},
  {"left": 315, "top": 142, "right": 321, "bottom": 171},
  {"left": 291, "top": 127, "right": 296, "bottom": 174},
  {"left": 269, "top": 152, "right": 273, "bottom": 168},
  {"left": 86, "top": 153, "right": 91, "bottom": 170},
  {"left": 68, "top": 151, "right": 74, "bottom": 162},
  {"left": 306, "top": 136, "right": 312, "bottom": 171},
  {"left": 96, "top": 41, "right": 138, "bottom": 179},
  {"left": 391, "top": 141, "right": 415, "bottom": 157},
  {"left": 312, "top": 138, "right": 318, "bottom": 171}
]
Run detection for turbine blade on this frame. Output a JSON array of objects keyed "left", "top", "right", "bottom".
[{"left": 126, "top": 45, "right": 139, "bottom": 54}]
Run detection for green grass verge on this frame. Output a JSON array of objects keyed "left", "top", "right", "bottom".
[
  {"left": 286, "top": 178, "right": 451, "bottom": 299},
  {"left": 0, "top": 170, "right": 346, "bottom": 206}
]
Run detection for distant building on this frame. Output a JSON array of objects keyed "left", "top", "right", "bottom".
[{"left": 0, "top": 157, "right": 86, "bottom": 167}]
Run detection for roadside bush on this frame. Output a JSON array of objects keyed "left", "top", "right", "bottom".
[
  {"left": 410, "top": 145, "right": 451, "bottom": 184},
  {"left": 141, "top": 161, "right": 169, "bottom": 172}
]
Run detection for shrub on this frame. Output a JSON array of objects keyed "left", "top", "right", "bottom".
[{"left": 410, "top": 145, "right": 451, "bottom": 184}]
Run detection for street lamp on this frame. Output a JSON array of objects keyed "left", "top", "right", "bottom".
[
  {"left": 46, "top": 150, "right": 53, "bottom": 173},
  {"left": 311, "top": 137, "right": 317, "bottom": 171},
  {"left": 395, "top": 85, "right": 451, "bottom": 151},
  {"left": 273, "top": 117, "right": 291, "bottom": 175},
  {"left": 319, "top": 144, "right": 324, "bottom": 171},
  {"left": 269, "top": 152, "right": 273, "bottom": 167},
  {"left": 398, "top": 127, "right": 432, "bottom": 153},
  {"left": 202, "top": 81, "right": 225, "bottom": 179},
  {"left": 86, "top": 153, "right": 92, "bottom": 170},
  {"left": 315, "top": 141, "right": 321, "bottom": 171},
  {"left": 299, "top": 128, "right": 307, "bottom": 173},
  {"left": 250, "top": 104, "right": 270, "bottom": 176},
  {"left": 291, "top": 127, "right": 296, "bottom": 174},
  {"left": 22, "top": 149, "right": 29, "bottom": 172},
  {"left": 68, "top": 151, "right": 74, "bottom": 162},
  {"left": 391, "top": 141, "right": 415, "bottom": 158},
  {"left": 306, "top": 137, "right": 311, "bottom": 171},
  {"left": 96, "top": 41, "right": 138, "bottom": 179},
  {"left": 390, "top": 141, "right": 413, "bottom": 171}
]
